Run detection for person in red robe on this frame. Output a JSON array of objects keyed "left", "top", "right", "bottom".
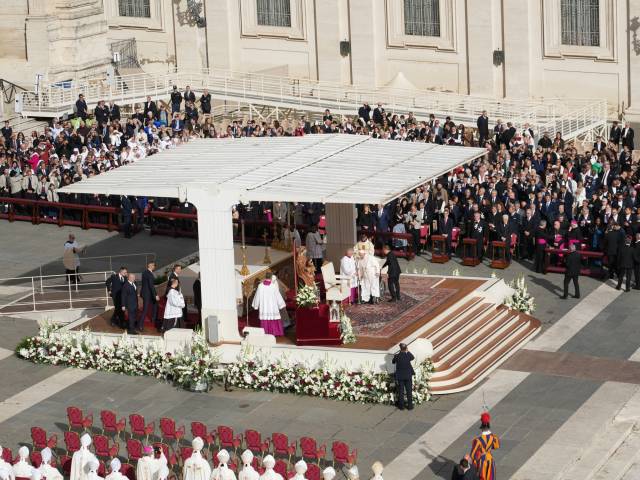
[{"left": 470, "top": 412, "right": 500, "bottom": 480}]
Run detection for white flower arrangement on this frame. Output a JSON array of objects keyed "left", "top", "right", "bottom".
[
  {"left": 451, "top": 267, "right": 461, "bottom": 276},
  {"left": 225, "top": 347, "right": 434, "bottom": 405},
  {"left": 296, "top": 284, "right": 319, "bottom": 308},
  {"left": 339, "top": 312, "right": 357, "bottom": 344},
  {"left": 503, "top": 275, "right": 536, "bottom": 314}
]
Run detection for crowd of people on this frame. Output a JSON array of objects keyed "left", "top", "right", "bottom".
[{"left": 1, "top": 87, "right": 640, "bottom": 286}]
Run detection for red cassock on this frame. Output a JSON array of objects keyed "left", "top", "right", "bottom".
[{"left": 470, "top": 433, "right": 500, "bottom": 480}]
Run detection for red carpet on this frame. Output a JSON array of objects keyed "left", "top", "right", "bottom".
[{"left": 345, "top": 276, "right": 456, "bottom": 338}]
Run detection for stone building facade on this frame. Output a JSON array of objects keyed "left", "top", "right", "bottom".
[{"left": 2, "top": 0, "right": 640, "bottom": 119}]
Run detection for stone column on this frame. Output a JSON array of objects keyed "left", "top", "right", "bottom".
[
  {"left": 625, "top": 0, "right": 640, "bottom": 121},
  {"left": 190, "top": 188, "right": 241, "bottom": 342},
  {"left": 466, "top": 0, "right": 503, "bottom": 98},
  {"left": 324, "top": 203, "right": 357, "bottom": 269}
]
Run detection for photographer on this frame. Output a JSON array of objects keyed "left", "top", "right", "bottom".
[{"left": 392, "top": 342, "right": 415, "bottom": 410}]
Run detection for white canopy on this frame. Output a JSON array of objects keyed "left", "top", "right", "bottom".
[{"left": 60, "top": 135, "right": 485, "bottom": 204}]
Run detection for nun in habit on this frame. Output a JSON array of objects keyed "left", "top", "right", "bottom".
[{"left": 251, "top": 274, "right": 286, "bottom": 336}]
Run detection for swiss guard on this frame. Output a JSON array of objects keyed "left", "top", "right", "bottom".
[{"left": 470, "top": 412, "right": 500, "bottom": 480}]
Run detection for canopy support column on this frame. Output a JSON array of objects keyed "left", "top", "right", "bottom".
[
  {"left": 191, "top": 188, "right": 242, "bottom": 342},
  {"left": 324, "top": 203, "right": 357, "bottom": 268}
]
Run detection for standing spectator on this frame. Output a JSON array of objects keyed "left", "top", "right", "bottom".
[
  {"left": 305, "top": 225, "right": 324, "bottom": 273},
  {"left": 108, "top": 101, "right": 121, "bottom": 121},
  {"left": 106, "top": 267, "right": 127, "bottom": 328},
  {"left": 561, "top": 242, "right": 581, "bottom": 299},
  {"left": 75, "top": 94, "right": 88, "bottom": 120},
  {"left": 1, "top": 120, "right": 12, "bottom": 143},
  {"left": 170, "top": 86, "right": 182, "bottom": 113},
  {"left": 382, "top": 244, "right": 401, "bottom": 302},
  {"left": 622, "top": 121, "right": 635, "bottom": 150},
  {"left": 392, "top": 342, "right": 415, "bottom": 410},
  {"left": 140, "top": 261, "right": 159, "bottom": 330},
  {"left": 476, "top": 110, "right": 489, "bottom": 146},
  {"left": 120, "top": 195, "right": 133, "bottom": 238},
  {"left": 121, "top": 273, "right": 139, "bottom": 334},
  {"left": 604, "top": 222, "right": 624, "bottom": 279},
  {"left": 143, "top": 96, "right": 158, "bottom": 119},
  {"left": 162, "top": 278, "right": 184, "bottom": 332},
  {"left": 94, "top": 100, "right": 109, "bottom": 125},
  {"left": 63, "top": 233, "right": 84, "bottom": 285},
  {"left": 358, "top": 102, "right": 371, "bottom": 123},
  {"left": 183, "top": 85, "right": 196, "bottom": 105},
  {"left": 373, "top": 102, "right": 385, "bottom": 125},
  {"left": 200, "top": 89, "right": 212, "bottom": 115},
  {"left": 610, "top": 120, "right": 622, "bottom": 146},
  {"left": 617, "top": 236, "right": 635, "bottom": 292}
]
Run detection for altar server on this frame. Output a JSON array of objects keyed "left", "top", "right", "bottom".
[
  {"left": 183, "top": 438, "right": 211, "bottom": 480},
  {"left": 258, "top": 456, "right": 283, "bottom": 480},
  {"left": 105, "top": 459, "right": 127, "bottom": 480},
  {"left": 12, "top": 447, "right": 32, "bottom": 478},
  {"left": 70, "top": 434, "right": 96, "bottom": 480},
  {"left": 38, "top": 448, "right": 63, "bottom": 480},
  {"left": 238, "top": 451, "right": 259, "bottom": 480},
  {"left": 340, "top": 248, "right": 358, "bottom": 304},
  {"left": 470, "top": 412, "right": 500, "bottom": 480},
  {"left": 357, "top": 250, "right": 380, "bottom": 304},
  {"left": 211, "top": 450, "right": 236, "bottom": 480},
  {"left": 252, "top": 274, "right": 286, "bottom": 336}
]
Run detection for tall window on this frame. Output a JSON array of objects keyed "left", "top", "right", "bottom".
[
  {"left": 561, "top": 0, "right": 600, "bottom": 46},
  {"left": 256, "top": 0, "right": 291, "bottom": 27},
  {"left": 118, "top": 0, "right": 151, "bottom": 18},
  {"left": 404, "top": 0, "right": 440, "bottom": 37}
]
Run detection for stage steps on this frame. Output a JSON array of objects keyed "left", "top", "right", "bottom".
[{"left": 422, "top": 288, "right": 541, "bottom": 395}]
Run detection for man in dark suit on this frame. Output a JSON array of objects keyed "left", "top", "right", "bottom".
[
  {"left": 140, "top": 261, "right": 159, "bottom": 331},
  {"left": 120, "top": 195, "right": 133, "bottom": 238},
  {"left": 200, "top": 89, "right": 212, "bottom": 114},
  {"left": 622, "top": 122, "right": 635, "bottom": 150},
  {"left": 392, "top": 343, "right": 415, "bottom": 410},
  {"left": 495, "top": 213, "right": 514, "bottom": 260},
  {"left": 469, "top": 211, "right": 487, "bottom": 260},
  {"left": 476, "top": 110, "right": 489, "bottom": 146},
  {"left": 170, "top": 85, "right": 182, "bottom": 113},
  {"left": 121, "top": 273, "right": 139, "bottom": 334},
  {"left": 604, "top": 223, "right": 624, "bottom": 279},
  {"left": 451, "top": 457, "right": 479, "bottom": 480},
  {"left": 562, "top": 243, "right": 581, "bottom": 299},
  {"left": 106, "top": 266, "right": 127, "bottom": 328},
  {"left": 108, "top": 101, "right": 121, "bottom": 121},
  {"left": 75, "top": 94, "right": 88, "bottom": 120},
  {"left": 193, "top": 274, "right": 202, "bottom": 321},
  {"left": 143, "top": 96, "right": 158, "bottom": 119},
  {"left": 382, "top": 245, "right": 401, "bottom": 302},
  {"left": 610, "top": 121, "right": 622, "bottom": 145},
  {"left": 439, "top": 207, "right": 456, "bottom": 254},
  {"left": 617, "top": 237, "right": 635, "bottom": 292}
]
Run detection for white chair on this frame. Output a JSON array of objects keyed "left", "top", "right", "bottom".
[{"left": 321, "top": 262, "right": 350, "bottom": 306}]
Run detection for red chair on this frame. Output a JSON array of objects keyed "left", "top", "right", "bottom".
[
  {"left": 331, "top": 441, "right": 357, "bottom": 467},
  {"left": 120, "top": 463, "right": 137, "bottom": 480},
  {"left": 216, "top": 426, "right": 241, "bottom": 451},
  {"left": 271, "top": 433, "right": 296, "bottom": 461},
  {"left": 67, "top": 407, "right": 93, "bottom": 432},
  {"left": 100, "top": 410, "right": 126, "bottom": 440},
  {"left": 97, "top": 461, "right": 107, "bottom": 477},
  {"left": 419, "top": 225, "right": 430, "bottom": 249},
  {"left": 31, "top": 427, "right": 58, "bottom": 451},
  {"left": 178, "top": 446, "right": 196, "bottom": 465},
  {"left": 510, "top": 233, "right": 518, "bottom": 258},
  {"left": 129, "top": 414, "right": 154, "bottom": 442},
  {"left": 64, "top": 431, "right": 81, "bottom": 454},
  {"left": 190, "top": 422, "right": 215, "bottom": 451},
  {"left": 299, "top": 437, "right": 326, "bottom": 465},
  {"left": 159, "top": 418, "right": 185, "bottom": 448},
  {"left": 1, "top": 447, "right": 12, "bottom": 464},
  {"left": 274, "top": 459, "right": 289, "bottom": 478},
  {"left": 451, "top": 227, "right": 461, "bottom": 253},
  {"left": 93, "top": 434, "right": 119, "bottom": 459},
  {"left": 152, "top": 443, "right": 177, "bottom": 470},
  {"left": 306, "top": 463, "right": 321, "bottom": 480},
  {"left": 244, "top": 430, "right": 265, "bottom": 454},
  {"left": 30, "top": 451, "right": 42, "bottom": 468},
  {"left": 59, "top": 455, "right": 73, "bottom": 476},
  {"left": 126, "top": 438, "right": 144, "bottom": 462}
]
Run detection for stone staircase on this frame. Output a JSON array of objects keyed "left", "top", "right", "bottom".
[
  {"left": 420, "top": 283, "right": 541, "bottom": 395},
  {"left": 6, "top": 116, "right": 49, "bottom": 135}
]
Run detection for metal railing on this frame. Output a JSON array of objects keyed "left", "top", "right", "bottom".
[
  {"left": 38, "top": 252, "right": 156, "bottom": 278},
  {"left": 0, "top": 271, "right": 114, "bottom": 314},
  {"left": 16, "top": 68, "right": 607, "bottom": 141}
]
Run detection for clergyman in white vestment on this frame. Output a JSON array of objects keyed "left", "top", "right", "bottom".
[
  {"left": 85, "top": 458, "right": 103, "bottom": 480},
  {"left": 12, "top": 446, "right": 32, "bottom": 478},
  {"left": 105, "top": 459, "right": 128, "bottom": 480},
  {"left": 182, "top": 437, "right": 211, "bottom": 480},
  {"left": 70, "top": 434, "right": 97, "bottom": 480},
  {"left": 210, "top": 450, "right": 236, "bottom": 480},
  {"left": 251, "top": 276, "right": 286, "bottom": 336},
  {"left": 238, "top": 451, "right": 258, "bottom": 480},
  {"left": 357, "top": 250, "right": 380, "bottom": 303},
  {"left": 258, "top": 456, "right": 283, "bottom": 480},
  {"left": 38, "top": 448, "right": 62, "bottom": 480},
  {"left": 291, "top": 460, "right": 307, "bottom": 480}
]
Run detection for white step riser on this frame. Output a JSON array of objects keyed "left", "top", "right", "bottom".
[
  {"left": 432, "top": 318, "right": 526, "bottom": 379},
  {"left": 432, "top": 307, "right": 502, "bottom": 352},
  {"left": 431, "top": 327, "right": 540, "bottom": 394},
  {"left": 431, "top": 305, "right": 493, "bottom": 348},
  {"left": 421, "top": 299, "right": 484, "bottom": 340},
  {"left": 433, "top": 310, "right": 515, "bottom": 367}
]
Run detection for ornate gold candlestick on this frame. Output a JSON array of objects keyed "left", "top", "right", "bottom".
[
  {"left": 262, "top": 230, "right": 272, "bottom": 265},
  {"left": 240, "top": 220, "right": 250, "bottom": 276}
]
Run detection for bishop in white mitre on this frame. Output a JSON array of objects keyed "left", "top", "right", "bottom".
[
  {"left": 85, "top": 458, "right": 103, "bottom": 480},
  {"left": 357, "top": 250, "right": 380, "bottom": 303},
  {"left": 238, "top": 451, "right": 258, "bottom": 480},
  {"left": 105, "top": 459, "right": 127, "bottom": 480},
  {"left": 370, "top": 462, "right": 384, "bottom": 480},
  {"left": 210, "top": 450, "right": 236, "bottom": 480},
  {"left": 340, "top": 248, "right": 358, "bottom": 304},
  {"left": 0, "top": 447, "right": 15, "bottom": 480},
  {"left": 322, "top": 467, "right": 336, "bottom": 480},
  {"left": 70, "top": 434, "right": 97, "bottom": 480},
  {"left": 12, "top": 446, "right": 32, "bottom": 478},
  {"left": 183, "top": 438, "right": 211, "bottom": 480},
  {"left": 258, "top": 456, "right": 282, "bottom": 480},
  {"left": 38, "top": 448, "right": 62, "bottom": 480},
  {"left": 291, "top": 460, "right": 307, "bottom": 480}
]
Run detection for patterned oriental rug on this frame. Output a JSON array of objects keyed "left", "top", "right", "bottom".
[{"left": 345, "top": 276, "right": 457, "bottom": 338}]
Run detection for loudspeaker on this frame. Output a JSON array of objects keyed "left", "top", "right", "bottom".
[{"left": 205, "top": 315, "right": 219, "bottom": 343}]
